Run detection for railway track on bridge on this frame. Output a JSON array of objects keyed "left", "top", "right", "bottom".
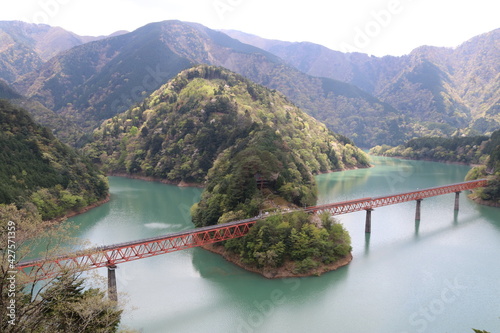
[{"left": 16, "top": 179, "right": 488, "bottom": 282}]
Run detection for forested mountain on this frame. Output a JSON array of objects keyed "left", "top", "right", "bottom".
[
  {"left": 2, "top": 20, "right": 497, "bottom": 147},
  {"left": 224, "top": 28, "right": 500, "bottom": 138},
  {"left": 84, "top": 66, "right": 365, "bottom": 273},
  {"left": 370, "top": 131, "right": 500, "bottom": 206},
  {"left": 0, "top": 21, "right": 122, "bottom": 84},
  {"left": 11, "top": 20, "right": 401, "bottom": 146},
  {"left": 85, "top": 65, "right": 369, "bottom": 184},
  {"left": 0, "top": 78, "right": 86, "bottom": 145},
  {"left": 0, "top": 99, "right": 108, "bottom": 220}
]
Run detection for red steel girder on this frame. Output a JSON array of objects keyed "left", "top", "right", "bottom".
[
  {"left": 305, "top": 179, "right": 487, "bottom": 215},
  {"left": 16, "top": 179, "right": 487, "bottom": 281},
  {"left": 16, "top": 220, "right": 256, "bottom": 281}
]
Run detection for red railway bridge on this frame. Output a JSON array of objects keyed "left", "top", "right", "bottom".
[{"left": 16, "top": 179, "right": 488, "bottom": 300}]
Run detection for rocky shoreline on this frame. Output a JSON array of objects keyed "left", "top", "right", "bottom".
[
  {"left": 202, "top": 243, "right": 352, "bottom": 279},
  {"left": 468, "top": 193, "right": 500, "bottom": 208}
]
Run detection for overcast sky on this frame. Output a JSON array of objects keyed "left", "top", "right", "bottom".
[{"left": 1, "top": 0, "right": 499, "bottom": 56}]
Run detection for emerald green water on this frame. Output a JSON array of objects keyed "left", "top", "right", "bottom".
[{"left": 67, "top": 156, "right": 500, "bottom": 332}]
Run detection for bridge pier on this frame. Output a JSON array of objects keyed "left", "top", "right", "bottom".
[
  {"left": 454, "top": 191, "right": 461, "bottom": 211},
  {"left": 365, "top": 209, "right": 373, "bottom": 233},
  {"left": 415, "top": 199, "right": 422, "bottom": 220},
  {"left": 107, "top": 265, "right": 118, "bottom": 302}
]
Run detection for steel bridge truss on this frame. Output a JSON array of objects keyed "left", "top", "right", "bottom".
[
  {"left": 306, "top": 179, "right": 488, "bottom": 215},
  {"left": 16, "top": 179, "right": 488, "bottom": 281},
  {"left": 17, "top": 220, "right": 256, "bottom": 281}
]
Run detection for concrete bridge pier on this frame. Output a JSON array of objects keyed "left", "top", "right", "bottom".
[
  {"left": 107, "top": 264, "right": 118, "bottom": 302},
  {"left": 415, "top": 199, "right": 422, "bottom": 220},
  {"left": 365, "top": 209, "right": 373, "bottom": 233},
  {"left": 454, "top": 191, "right": 461, "bottom": 211}
]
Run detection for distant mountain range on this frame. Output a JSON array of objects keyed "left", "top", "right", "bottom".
[
  {"left": 224, "top": 29, "right": 500, "bottom": 136},
  {"left": 0, "top": 20, "right": 498, "bottom": 147},
  {"left": 0, "top": 21, "right": 126, "bottom": 83}
]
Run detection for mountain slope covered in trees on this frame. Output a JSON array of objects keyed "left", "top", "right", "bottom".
[
  {"left": 85, "top": 65, "right": 366, "bottom": 275},
  {"left": 0, "top": 99, "right": 108, "bottom": 219},
  {"left": 85, "top": 65, "right": 369, "bottom": 218},
  {"left": 224, "top": 28, "right": 500, "bottom": 138},
  {"left": 11, "top": 20, "right": 402, "bottom": 146}
]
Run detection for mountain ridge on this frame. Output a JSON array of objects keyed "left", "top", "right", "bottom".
[
  {"left": 85, "top": 65, "right": 370, "bottom": 184},
  {"left": 11, "top": 20, "right": 401, "bottom": 146},
  {"left": 224, "top": 28, "right": 500, "bottom": 136},
  {"left": 1, "top": 20, "right": 498, "bottom": 147},
  {"left": 0, "top": 21, "right": 127, "bottom": 84}
]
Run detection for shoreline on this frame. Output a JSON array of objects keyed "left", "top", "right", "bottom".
[
  {"left": 368, "top": 153, "right": 482, "bottom": 167},
  {"left": 107, "top": 172, "right": 205, "bottom": 188},
  {"left": 468, "top": 193, "right": 500, "bottom": 208},
  {"left": 49, "top": 194, "right": 111, "bottom": 223},
  {"left": 202, "top": 243, "right": 352, "bottom": 279},
  {"left": 108, "top": 163, "right": 372, "bottom": 187},
  {"left": 368, "top": 154, "right": 499, "bottom": 209}
]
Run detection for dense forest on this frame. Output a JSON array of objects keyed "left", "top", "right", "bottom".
[
  {"left": 370, "top": 131, "right": 500, "bottom": 205},
  {"left": 85, "top": 65, "right": 369, "bottom": 273},
  {"left": 465, "top": 130, "right": 500, "bottom": 205},
  {"left": 85, "top": 65, "right": 369, "bottom": 184},
  {"left": 370, "top": 135, "right": 491, "bottom": 164},
  {"left": 223, "top": 211, "right": 352, "bottom": 276},
  {"left": 0, "top": 100, "right": 108, "bottom": 220}
]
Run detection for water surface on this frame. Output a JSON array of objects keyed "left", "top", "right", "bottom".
[{"left": 68, "top": 156, "right": 500, "bottom": 333}]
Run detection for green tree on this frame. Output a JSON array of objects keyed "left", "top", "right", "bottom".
[{"left": 0, "top": 204, "right": 124, "bottom": 333}]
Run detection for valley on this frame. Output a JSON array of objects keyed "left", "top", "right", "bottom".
[{"left": 0, "top": 17, "right": 498, "bottom": 333}]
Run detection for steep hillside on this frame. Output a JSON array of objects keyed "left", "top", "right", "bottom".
[
  {"left": 0, "top": 78, "right": 86, "bottom": 145},
  {"left": 225, "top": 28, "right": 500, "bottom": 138},
  {"left": 0, "top": 78, "right": 21, "bottom": 99},
  {"left": 86, "top": 65, "right": 369, "bottom": 182},
  {"left": 0, "top": 100, "right": 108, "bottom": 220},
  {"left": 15, "top": 20, "right": 400, "bottom": 146},
  {"left": 0, "top": 21, "right": 119, "bottom": 84}
]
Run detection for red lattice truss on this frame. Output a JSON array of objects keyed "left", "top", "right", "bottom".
[{"left": 16, "top": 179, "right": 487, "bottom": 281}]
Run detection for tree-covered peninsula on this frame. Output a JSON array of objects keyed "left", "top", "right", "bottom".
[
  {"left": 0, "top": 100, "right": 108, "bottom": 220},
  {"left": 86, "top": 65, "right": 370, "bottom": 276}
]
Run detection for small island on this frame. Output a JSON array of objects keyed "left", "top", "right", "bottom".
[
  {"left": 203, "top": 210, "right": 353, "bottom": 279},
  {"left": 87, "top": 65, "right": 371, "bottom": 277}
]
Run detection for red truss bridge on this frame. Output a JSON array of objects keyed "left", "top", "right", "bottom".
[{"left": 16, "top": 179, "right": 488, "bottom": 283}]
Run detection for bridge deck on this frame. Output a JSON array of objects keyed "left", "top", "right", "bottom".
[{"left": 16, "top": 179, "right": 488, "bottom": 281}]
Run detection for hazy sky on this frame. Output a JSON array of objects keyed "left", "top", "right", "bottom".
[{"left": 1, "top": 0, "right": 499, "bottom": 56}]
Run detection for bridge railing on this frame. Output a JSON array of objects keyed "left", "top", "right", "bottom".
[
  {"left": 305, "top": 179, "right": 488, "bottom": 215},
  {"left": 16, "top": 219, "right": 258, "bottom": 281},
  {"left": 16, "top": 179, "right": 488, "bottom": 281}
]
